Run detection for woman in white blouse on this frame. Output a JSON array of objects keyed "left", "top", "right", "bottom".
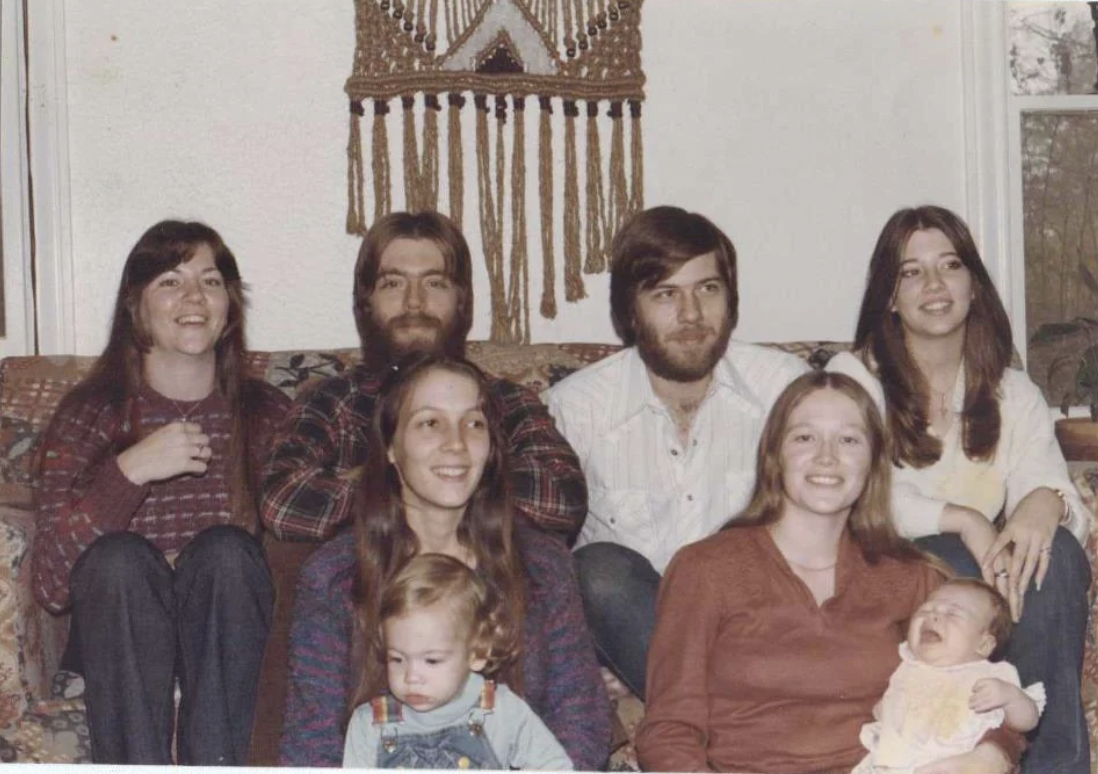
[{"left": 829, "top": 204, "right": 1090, "bottom": 774}]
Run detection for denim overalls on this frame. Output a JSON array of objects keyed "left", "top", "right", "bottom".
[{"left": 372, "top": 680, "right": 501, "bottom": 769}]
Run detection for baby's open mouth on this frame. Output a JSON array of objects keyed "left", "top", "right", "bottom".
[{"left": 919, "top": 629, "right": 942, "bottom": 644}]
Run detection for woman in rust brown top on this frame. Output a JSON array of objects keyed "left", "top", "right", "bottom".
[{"left": 637, "top": 372, "right": 1019, "bottom": 774}]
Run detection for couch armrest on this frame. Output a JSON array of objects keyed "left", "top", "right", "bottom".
[
  {"left": 0, "top": 505, "right": 68, "bottom": 723},
  {"left": 0, "top": 505, "right": 35, "bottom": 726}
]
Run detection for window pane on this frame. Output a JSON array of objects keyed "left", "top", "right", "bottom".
[
  {"left": 1010, "top": 3, "right": 1098, "bottom": 96},
  {"left": 1021, "top": 111, "right": 1098, "bottom": 409}
]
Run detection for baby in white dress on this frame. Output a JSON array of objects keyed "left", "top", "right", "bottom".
[{"left": 854, "top": 578, "right": 1045, "bottom": 774}]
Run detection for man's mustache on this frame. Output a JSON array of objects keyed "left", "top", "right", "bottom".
[{"left": 389, "top": 313, "right": 442, "bottom": 329}]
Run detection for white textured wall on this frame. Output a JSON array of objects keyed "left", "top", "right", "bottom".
[{"left": 62, "top": 0, "right": 967, "bottom": 354}]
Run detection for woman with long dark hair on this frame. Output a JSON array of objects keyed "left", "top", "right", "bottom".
[
  {"left": 829, "top": 205, "right": 1091, "bottom": 773},
  {"left": 638, "top": 372, "right": 1018, "bottom": 773},
  {"left": 32, "top": 220, "right": 289, "bottom": 764},
  {"left": 280, "top": 352, "right": 609, "bottom": 769}
]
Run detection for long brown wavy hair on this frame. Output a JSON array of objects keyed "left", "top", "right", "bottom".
[
  {"left": 726, "top": 371, "right": 927, "bottom": 566},
  {"left": 38, "top": 220, "right": 270, "bottom": 530},
  {"left": 348, "top": 353, "right": 525, "bottom": 716},
  {"left": 853, "top": 205, "right": 1012, "bottom": 467}
]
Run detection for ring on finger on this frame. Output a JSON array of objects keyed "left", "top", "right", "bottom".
[
  {"left": 1039, "top": 546, "right": 1052, "bottom": 555},
  {"left": 995, "top": 570, "right": 1009, "bottom": 579}
]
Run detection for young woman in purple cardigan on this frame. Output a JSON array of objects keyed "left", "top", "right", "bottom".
[{"left": 279, "top": 353, "right": 611, "bottom": 770}]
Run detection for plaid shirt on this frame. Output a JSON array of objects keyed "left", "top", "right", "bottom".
[{"left": 260, "top": 365, "right": 587, "bottom": 542}]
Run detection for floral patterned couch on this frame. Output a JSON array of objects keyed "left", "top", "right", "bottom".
[{"left": 1, "top": 341, "right": 1095, "bottom": 769}]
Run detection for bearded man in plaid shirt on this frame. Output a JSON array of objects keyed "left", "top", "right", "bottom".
[{"left": 260, "top": 210, "right": 587, "bottom": 544}]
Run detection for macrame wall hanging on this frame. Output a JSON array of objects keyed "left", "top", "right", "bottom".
[{"left": 345, "top": 0, "right": 646, "bottom": 343}]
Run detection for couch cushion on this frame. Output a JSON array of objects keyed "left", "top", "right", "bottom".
[
  {"left": 0, "top": 341, "right": 850, "bottom": 500},
  {"left": 0, "top": 698, "right": 89, "bottom": 762}
]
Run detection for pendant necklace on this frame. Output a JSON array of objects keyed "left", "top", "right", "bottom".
[{"left": 169, "top": 396, "right": 204, "bottom": 424}]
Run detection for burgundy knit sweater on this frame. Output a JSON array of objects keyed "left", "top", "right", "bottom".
[{"left": 33, "top": 381, "right": 289, "bottom": 614}]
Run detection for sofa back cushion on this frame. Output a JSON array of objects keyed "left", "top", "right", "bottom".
[{"left": 0, "top": 341, "right": 847, "bottom": 506}]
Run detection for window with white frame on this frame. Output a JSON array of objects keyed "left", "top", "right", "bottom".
[{"left": 1008, "top": 2, "right": 1098, "bottom": 415}]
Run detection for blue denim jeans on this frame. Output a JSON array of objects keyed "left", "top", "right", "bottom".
[
  {"left": 574, "top": 542, "right": 660, "bottom": 700},
  {"left": 66, "top": 525, "right": 274, "bottom": 765},
  {"left": 916, "top": 529, "right": 1091, "bottom": 774}
]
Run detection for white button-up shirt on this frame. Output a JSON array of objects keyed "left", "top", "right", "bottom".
[{"left": 543, "top": 342, "right": 809, "bottom": 572}]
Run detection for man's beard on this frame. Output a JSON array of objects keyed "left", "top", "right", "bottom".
[
  {"left": 634, "top": 314, "right": 733, "bottom": 383},
  {"left": 360, "top": 310, "right": 465, "bottom": 370}
]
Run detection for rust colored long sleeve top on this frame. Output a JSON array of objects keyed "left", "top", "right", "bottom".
[{"left": 637, "top": 525, "right": 944, "bottom": 774}]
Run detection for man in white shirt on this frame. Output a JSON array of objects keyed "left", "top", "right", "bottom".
[{"left": 543, "top": 206, "right": 808, "bottom": 700}]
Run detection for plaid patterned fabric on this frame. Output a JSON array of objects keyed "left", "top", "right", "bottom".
[{"left": 260, "top": 365, "right": 589, "bottom": 542}]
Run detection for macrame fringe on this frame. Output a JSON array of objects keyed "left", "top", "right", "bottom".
[
  {"left": 509, "top": 96, "right": 530, "bottom": 343},
  {"left": 607, "top": 101, "right": 627, "bottom": 248},
  {"left": 629, "top": 99, "right": 644, "bottom": 217},
  {"left": 447, "top": 94, "right": 465, "bottom": 230},
  {"left": 422, "top": 94, "right": 441, "bottom": 211},
  {"left": 562, "top": 100, "right": 586, "bottom": 302},
  {"left": 346, "top": 0, "right": 646, "bottom": 338},
  {"left": 346, "top": 103, "right": 367, "bottom": 235},
  {"left": 401, "top": 94, "right": 440, "bottom": 212},
  {"left": 401, "top": 96, "right": 419, "bottom": 211},
  {"left": 475, "top": 95, "right": 507, "bottom": 342},
  {"left": 538, "top": 96, "right": 557, "bottom": 319},
  {"left": 491, "top": 96, "right": 513, "bottom": 341},
  {"left": 583, "top": 100, "right": 607, "bottom": 274},
  {"left": 372, "top": 99, "right": 392, "bottom": 221}
]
